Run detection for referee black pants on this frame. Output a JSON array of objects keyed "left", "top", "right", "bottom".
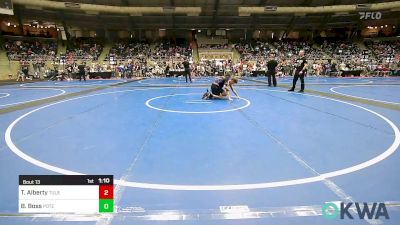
[
  {"left": 267, "top": 70, "right": 277, "bottom": 87},
  {"left": 79, "top": 72, "right": 86, "bottom": 82},
  {"left": 184, "top": 69, "right": 192, "bottom": 83},
  {"left": 291, "top": 70, "right": 305, "bottom": 91}
]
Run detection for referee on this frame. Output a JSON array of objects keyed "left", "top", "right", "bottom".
[
  {"left": 182, "top": 58, "right": 192, "bottom": 83},
  {"left": 266, "top": 53, "right": 278, "bottom": 87},
  {"left": 288, "top": 50, "right": 307, "bottom": 92},
  {"left": 78, "top": 62, "right": 86, "bottom": 82}
]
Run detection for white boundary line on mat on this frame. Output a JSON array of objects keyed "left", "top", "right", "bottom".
[
  {"left": 0, "top": 93, "right": 10, "bottom": 99},
  {"left": 4, "top": 87, "right": 400, "bottom": 190},
  {"left": 0, "top": 88, "right": 66, "bottom": 107},
  {"left": 146, "top": 93, "right": 251, "bottom": 113},
  {"left": 330, "top": 84, "right": 400, "bottom": 105}
]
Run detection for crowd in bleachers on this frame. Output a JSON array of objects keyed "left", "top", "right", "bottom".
[
  {"left": 232, "top": 39, "right": 399, "bottom": 76},
  {"left": 318, "top": 40, "right": 399, "bottom": 75},
  {"left": 145, "top": 42, "right": 192, "bottom": 75},
  {"left": 274, "top": 40, "right": 325, "bottom": 60},
  {"left": 107, "top": 41, "right": 150, "bottom": 61},
  {"left": 234, "top": 41, "right": 275, "bottom": 62},
  {"left": 151, "top": 42, "right": 192, "bottom": 62},
  {"left": 66, "top": 37, "right": 103, "bottom": 61},
  {"left": 233, "top": 40, "right": 328, "bottom": 76},
  {"left": 4, "top": 39, "right": 57, "bottom": 61},
  {"left": 98, "top": 41, "right": 193, "bottom": 78},
  {"left": 365, "top": 40, "right": 400, "bottom": 62},
  {"left": 363, "top": 40, "right": 400, "bottom": 76},
  {"left": 232, "top": 40, "right": 399, "bottom": 77},
  {"left": 198, "top": 44, "right": 230, "bottom": 49},
  {"left": 4, "top": 36, "right": 400, "bottom": 80},
  {"left": 321, "top": 40, "right": 367, "bottom": 64},
  {"left": 234, "top": 40, "right": 325, "bottom": 62}
]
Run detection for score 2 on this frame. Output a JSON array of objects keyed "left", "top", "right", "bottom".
[{"left": 99, "top": 185, "right": 113, "bottom": 199}]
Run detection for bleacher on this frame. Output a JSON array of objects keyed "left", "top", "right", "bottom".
[
  {"left": 105, "top": 40, "right": 150, "bottom": 62},
  {"left": 3, "top": 37, "right": 57, "bottom": 61},
  {"left": 66, "top": 37, "right": 104, "bottom": 61},
  {"left": 196, "top": 36, "right": 234, "bottom": 62},
  {"left": 1, "top": 35, "right": 400, "bottom": 79}
]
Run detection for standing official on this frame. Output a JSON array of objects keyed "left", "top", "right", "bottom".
[
  {"left": 78, "top": 62, "right": 86, "bottom": 82},
  {"left": 182, "top": 58, "right": 192, "bottom": 83},
  {"left": 288, "top": 50, "right": 307, "bottom": 92},
  {"left": 266, "top": 53, "right": 278, "bottom": 87}
]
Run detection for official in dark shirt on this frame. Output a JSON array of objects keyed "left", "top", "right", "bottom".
[
  {"left": 182, "top": 58, "right": 192, "bottom": 83},
  {"left": 288, "top": 50, "right": 307, "bottom": 92},
  {"left": 78, "top": 62, "right": 86, "bottom": 82},
  {"left": 266, "top": 53, "right": 278, "bottom": 87},
  {"left": 165, "top": 65, "right": 170, "bottom": 77}
]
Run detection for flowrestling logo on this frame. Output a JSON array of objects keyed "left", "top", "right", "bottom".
[
  {"left": 359, "top": 12, "right": 382, "bottom": 20},
  {"left": 322, "top": 202, "right": 389, "bottom": 220}
]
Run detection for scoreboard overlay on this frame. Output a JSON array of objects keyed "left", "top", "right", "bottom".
[{"left": 19, "top": 175, "right": 114, "bottom": 214}]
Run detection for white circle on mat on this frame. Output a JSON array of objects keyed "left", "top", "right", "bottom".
[
  {"left": 330, "top": 85, "right": 400, "bottom": 105},
  {"left": 0, "top": 88, "right": 65, "bottom": 107},
  {"left": 0, "top": 93, "right": 10, "bottom": 99},
  {"left": 145, "top": 93, "right": 251, "bottom": 114}
]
